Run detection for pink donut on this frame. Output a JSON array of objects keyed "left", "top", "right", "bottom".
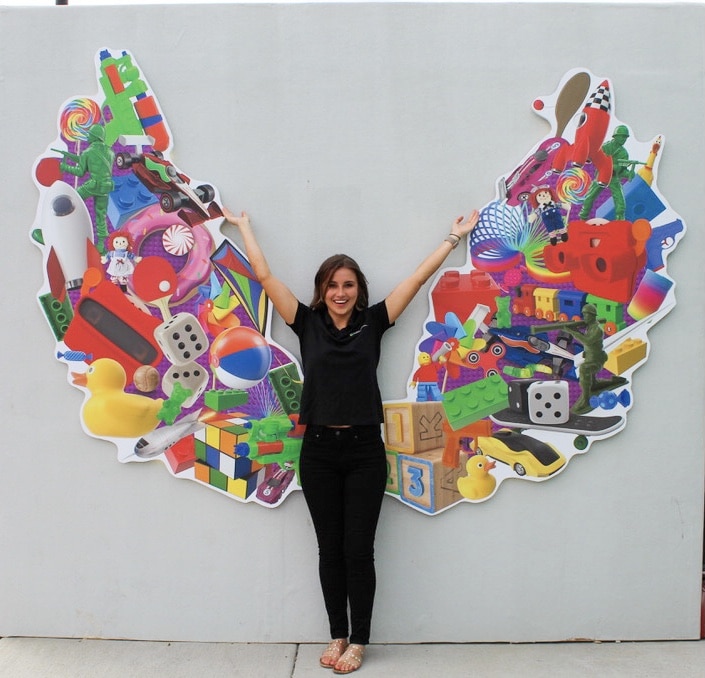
[{"left": 123, "top": 203, "right": 214, "bottom": 304}]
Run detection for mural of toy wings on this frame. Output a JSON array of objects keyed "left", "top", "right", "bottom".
[
  {"left": 31, "top": 49, "right": 304, "bottom": 508},
  {"left": 30, "top": 55, "right": 684, "bottom": 513},
  {"left": 386, "top": 69, "right": 685, "bottom": 513}
]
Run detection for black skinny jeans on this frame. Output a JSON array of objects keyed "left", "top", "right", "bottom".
[{"left": 299, "top": 425, "right": 388, "bottom": 645}]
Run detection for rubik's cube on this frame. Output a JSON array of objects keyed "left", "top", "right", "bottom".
[{"left": 193, "top": 417, "right": 264, "bottom": 499}]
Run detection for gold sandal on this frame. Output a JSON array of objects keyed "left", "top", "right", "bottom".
[
  {"left": 320, "top": 638, "right": 349, "bottom": 668},
  {"left": 333, "top": 643, "right": 365, "bottom": 674}
]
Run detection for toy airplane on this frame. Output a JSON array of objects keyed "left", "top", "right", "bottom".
[{"left": 133, "top": 409, "right": 205, "bottom": 459}]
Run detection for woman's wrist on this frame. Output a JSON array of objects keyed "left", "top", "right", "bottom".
[{"left": 444, "top": 233, "right": 461, "bottom": 249}]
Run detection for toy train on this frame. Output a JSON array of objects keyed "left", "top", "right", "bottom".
[{"left": 510, "top": 284, "right": 625, "bottom": 334}]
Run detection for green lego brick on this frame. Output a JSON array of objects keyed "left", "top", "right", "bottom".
[
  {"left": 39, "top": 293, "right": 73, "bottom": 341},
  {"left": 268, "top": 363, "right": 303, "bottom": 414},
  {"left": 442, "top": 374, "right": 509, "bottom": 430},
  {"left": 203, "top": 388, "right": 248, "bottom": 411}
]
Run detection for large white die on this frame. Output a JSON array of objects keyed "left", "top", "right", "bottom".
[
  {"left": 154, "top": 312, "right": 209, "bottom": 366},
  {"left": 162, "top": 361, "right": 209, "bottom": 408},
  {"left": 527, "top": 380, "right": 570, "bottom": 424}
]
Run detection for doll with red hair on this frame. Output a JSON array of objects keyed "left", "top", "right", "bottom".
[
  {"left": 101, "top": 231, "right": 141, "bottom": 291},
  {"left": 528, "top": 185, "right": 569, "bottom": 245}
]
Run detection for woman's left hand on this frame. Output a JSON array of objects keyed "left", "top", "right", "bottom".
[{"left": 450, "top": 210, "right": 480, "bottom": 238}]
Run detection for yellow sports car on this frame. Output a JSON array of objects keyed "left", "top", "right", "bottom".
[{"left": 476, "top": 429, "right": 566, "bottom": 478}]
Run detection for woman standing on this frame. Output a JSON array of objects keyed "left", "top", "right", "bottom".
[{"left": 222, "top": 207, "right": 478, "bottom": 674}]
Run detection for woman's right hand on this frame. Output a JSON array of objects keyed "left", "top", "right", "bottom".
[{"left": 222, "top": 207, "right": 251, "bottom": 230}]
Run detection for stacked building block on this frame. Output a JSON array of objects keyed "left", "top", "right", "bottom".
[{"left": 383, "top": 400, "right": 467, "bottom": 513}]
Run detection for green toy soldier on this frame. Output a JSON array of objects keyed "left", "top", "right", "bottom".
[
  {"left": 579, "top": 125, "right": 638, "bottom": 220},
  {"left": 59, "top": 123, "right": 115, "bottom": 253},
  {"left": 561, "top": 304, "right": 609, "bottom": 414}
]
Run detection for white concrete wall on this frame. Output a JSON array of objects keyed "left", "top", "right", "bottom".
[{"left": 1, "top": 2, "right": 703, "bottom": 642}]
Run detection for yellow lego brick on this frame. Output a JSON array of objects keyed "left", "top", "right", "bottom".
[{"left": 605, "top": 338, "right": 647, "bottom": 375}]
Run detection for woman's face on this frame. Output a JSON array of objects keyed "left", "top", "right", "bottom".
[{"left": 324, "top": 267, "right": 359, "bottom": 326}]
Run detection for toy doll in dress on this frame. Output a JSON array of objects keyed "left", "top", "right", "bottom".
[{"left": 101, "top": 231, "right": 141, "bottom": 291}]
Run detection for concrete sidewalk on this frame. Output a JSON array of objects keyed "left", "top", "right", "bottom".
[{"left": 1, "top": 637, "right": 704, "bottom": 677}]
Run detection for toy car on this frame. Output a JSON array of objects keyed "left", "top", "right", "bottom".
[
  {"left": 115, "top": 151, "right": 222, "bottom": 226},
  {"left": 256, "top": 464, "right": 296, "bottom": 504},
  {"left": 476, "top": 429, "right": 566, "bottom": 477},
  {"left": 498, "top": 138, "right": 567, "bottom": 206}
]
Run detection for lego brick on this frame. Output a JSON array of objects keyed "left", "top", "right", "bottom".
[
  {"left": 430, "top": 270, "right": 499, "bottom": 326},
  {"left": 385, "top": 450, "right": 400, "bottom": 495},
  {"left": 397, "top": 448, "right": 468, "bottom": 514},
  {"left": 269, "top": 363, "right": 303, "bottom": 414},
  {"left": 383, "top": 401, "right": 445, "bottom": 454},
  {"left": 227, "top": 469, "right": 263, "bottom": 499},
  {"left": 108, "top": 172, "right": 158, "bottom": 228},
  {"left": 165, "top": 435, "right": 196, "bottom": 474},
  {"left": 39, "top": 292, "right": 73, "bottom": 341},
  {"left": 442, "top": 374, "right": 509, "bottom": 430},
  {"left": 604, "top": 337, "right": 648, "bottom": 375},
  {"left": 203, "top": 388, "right": 249, "bottom": 411}
]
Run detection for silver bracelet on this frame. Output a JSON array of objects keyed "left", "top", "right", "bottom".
[{"left": 444, "top": 233, "right": 461, "bottom": 249}]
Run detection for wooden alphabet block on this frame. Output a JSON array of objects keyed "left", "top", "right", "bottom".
[{"left": 383, "top": 401, "right": 445, "bottom": 454}]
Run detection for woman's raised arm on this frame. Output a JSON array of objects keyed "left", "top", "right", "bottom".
[
  {"left": 384, "top": 210, "right": 479, "bottom": 324},
  {"left": 222, "top": 208, "right": 299, "bottom": 325}
]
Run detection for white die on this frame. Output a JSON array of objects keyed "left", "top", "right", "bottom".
[
  {"left": 154, "top": 312, "right": 209, "bottom": 366},
  {"left": 161, "top": 361, "right": 209, "bottom": 408},
  {"left": 527, "top": 380, "right": 570, "bottom": 424}
]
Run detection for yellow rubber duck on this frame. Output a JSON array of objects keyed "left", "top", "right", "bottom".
[
  {"left": 72, "top": 358, "right": 164, "bottom": 438},
  {"left": 457, "top": 454, "right": 497, "bottom": 501}
]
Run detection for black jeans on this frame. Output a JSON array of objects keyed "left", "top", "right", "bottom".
[{"left": 299, "top": 425, "right": 388, "bottom": 645}]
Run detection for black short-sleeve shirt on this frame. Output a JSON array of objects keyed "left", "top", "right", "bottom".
[{"left": 287, "top": 301, "right": 393, "bottom": 425}]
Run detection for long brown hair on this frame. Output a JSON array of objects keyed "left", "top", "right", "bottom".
[{"left": 310, "top": 254, "right": 369, "bottom": 311}]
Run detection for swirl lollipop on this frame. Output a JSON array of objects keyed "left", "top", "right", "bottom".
[
  {"left": 59, "top": 98, "right": 102, "bottom": 145},
  {"left": 557, "top": 166, "right": 591, "bottom": 204}
]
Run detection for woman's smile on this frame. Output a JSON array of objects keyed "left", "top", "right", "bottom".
[{"left": 325, "top": 268, "right": 359, "bottom": 327}]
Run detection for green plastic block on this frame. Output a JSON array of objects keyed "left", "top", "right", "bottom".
[{"left": 442, "top": 374, "right": 509, "bottom": 430}]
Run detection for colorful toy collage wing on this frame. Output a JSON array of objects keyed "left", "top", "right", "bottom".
[
  {"left": 31, "top": 55, "right": 684, "bottom": 514},
  {"left": 31, "top": 49, "right": 304, "bottom": 508},
  {"left": 386, "top": 69, "right": 685, "bottom": 513}
]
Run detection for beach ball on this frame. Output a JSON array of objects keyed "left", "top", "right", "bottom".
[{"left": 209, "top": 326, "right": 272, "bottom": 389}]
